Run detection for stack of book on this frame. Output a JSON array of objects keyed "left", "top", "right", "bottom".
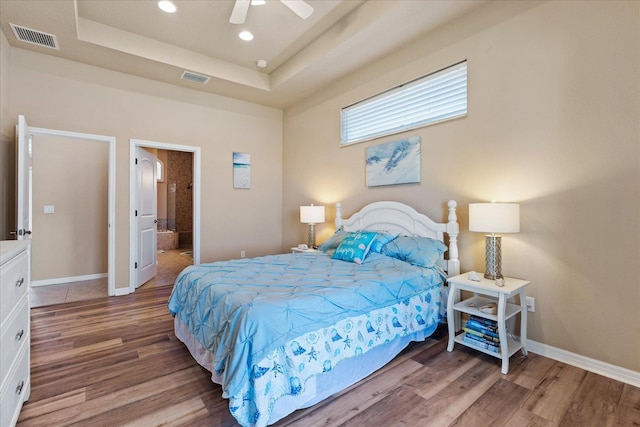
[{"left": 463, "top": 315, "right": 501, "bottom": 353}]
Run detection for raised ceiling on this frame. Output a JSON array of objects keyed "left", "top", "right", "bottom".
[{"left": 0, "top": 0, "right": 486, "bottom": 108}]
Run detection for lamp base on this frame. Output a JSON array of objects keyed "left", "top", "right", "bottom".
[
  {"left": 307, "top": 223, "right": 316, "bottom": 249},
  {"left": 484, "top": 235, "right": 503, "bottom": 280}
]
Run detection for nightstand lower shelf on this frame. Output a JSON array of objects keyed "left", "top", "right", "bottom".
[{"left": 453, "top": 332, "right": 522, "bottom": 359}]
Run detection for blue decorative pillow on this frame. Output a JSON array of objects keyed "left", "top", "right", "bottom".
[
  {"left": 369, "top": 231, "right": 399, "bottom": 253},
  {"left": 332, "top": 231, "right": 378, "bottom": 264},
  {"left": 318, "top": 230, "right": 347, "bottom": 252},
  {"left": 382, "top": 235, "right": 448, "bottom": 268}
]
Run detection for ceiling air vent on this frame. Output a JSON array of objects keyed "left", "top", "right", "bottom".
[
  {"left": 10, "top": 23, "right": 59, "bottom": 50},
  {"left": 181, "top": 71, "right": 210, "bottom": 85}
]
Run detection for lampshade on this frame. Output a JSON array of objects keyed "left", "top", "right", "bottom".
[
  {"left": 469, "top": 203, "right": 520, "bottom": 234},
  {"left": 300, "top": 205, "right": 325, "bottom": 224}
]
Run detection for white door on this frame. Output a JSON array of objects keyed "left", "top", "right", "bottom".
[
  {"left": 136, "top": 147, "right": 157, "bottom": 287},
  {"left": 15, "top": 115, "right": 32, "bottom": 240}
]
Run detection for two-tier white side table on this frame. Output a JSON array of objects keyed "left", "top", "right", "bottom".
[{"left": 446, "top": 273, "right": 530, "bottom": 374}]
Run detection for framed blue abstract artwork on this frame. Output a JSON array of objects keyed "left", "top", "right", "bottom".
[{"left": 366, "top": 136, "right": 421, "bottom": 187}]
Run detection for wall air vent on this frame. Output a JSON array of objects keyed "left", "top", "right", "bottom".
[
  {"left": 181, "top": 71, "right": 210, "bottom": 85},
  {"left": 10, "top": 23, "right": 59, "bottom": 50}
]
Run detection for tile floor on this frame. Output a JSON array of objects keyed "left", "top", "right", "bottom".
[{"left": 30, "top": 249, "right": 193, "bottom": 308}]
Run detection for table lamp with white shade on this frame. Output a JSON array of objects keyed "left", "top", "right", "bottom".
[
  {"left": 300, "top": 204, "right": 325, "bottom": 249},
  {"left": 469, "top": 202, "right": 520, "bottom": 279}
]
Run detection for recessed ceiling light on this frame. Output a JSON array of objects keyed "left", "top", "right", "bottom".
[
  {"left": 239, "top": 31, "right": 254, "bottom": 41},
  {"left": 251, "top": 0, "right": 266, "bottom": 5},
  {"left": 158, "top": 1, "right": 177, "bottom": 13},
  {"left": 256, "top": 59, "right": 267, "bottom": 68}
]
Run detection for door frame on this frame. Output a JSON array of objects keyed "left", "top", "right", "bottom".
[
  {"left": 129, "top": 139, "right": 201, "bottom": 293},
  {"left": 24, "top": 122, "right": 116, "bottom": 296}
]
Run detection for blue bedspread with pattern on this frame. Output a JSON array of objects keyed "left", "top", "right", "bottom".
[{"left": 168, "top": 252, "right": 444, "bottom": 426}]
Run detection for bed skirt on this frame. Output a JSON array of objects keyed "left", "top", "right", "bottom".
[{"left": 174, "top": 316, "right": 435, "bottom": 425}]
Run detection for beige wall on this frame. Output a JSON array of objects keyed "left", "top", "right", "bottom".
[
  {"left": 283, "top": 1, "right": 640, "bottom": 371},
  {"left": 8, "top": 48, "right": 283, "bottom": 290},
  {"left": 0, "top": 30, "right": 14, "bottom": 240},
  {"left": 31, "top": 135, "right": 109, "bottom": 281}
]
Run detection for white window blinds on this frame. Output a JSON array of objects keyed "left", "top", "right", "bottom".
[{"left": 341, "top": 61, "right": 467, "bottom": 145}]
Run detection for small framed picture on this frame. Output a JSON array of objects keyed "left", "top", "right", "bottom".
[{"left": 233, "top": 152, "right": 251, "bottom": 189}]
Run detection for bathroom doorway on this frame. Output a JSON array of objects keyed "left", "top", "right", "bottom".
[
  {"left": 156, "top": 149, "right": 194, "bottom": 255},
  {"left": 129, "top": 139, "right": 201, "bottom": 293}
]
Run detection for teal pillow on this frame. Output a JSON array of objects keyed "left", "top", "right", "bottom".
[
  {"left": 318, "top": 230, "right": 347, "bottom": 252},
  {"left": 331, "top": 231, "right": 378, "bottom": 264},
  {"left": 369, "top": 231, "right": 399, "bottom": 253},
  {"left": 382, "top": 235, "right": 447, "bottom": 268}
]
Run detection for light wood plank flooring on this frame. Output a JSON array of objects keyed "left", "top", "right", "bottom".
[
  {"left": 19, "top": 285, "right": 640, "bottom": 426},
  {"left": 30, "top": 249, "right": 193, "bottom": 307}
]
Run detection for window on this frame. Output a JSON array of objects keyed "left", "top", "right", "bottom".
[
  {"left": 340, "top": 61, "right": 467, "bottom": 145},
  {"left": 157, "top": 159, "right": 165, "bottom": 182}
]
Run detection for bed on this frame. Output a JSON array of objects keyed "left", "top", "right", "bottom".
[{"left": 168, "top": 200, "right": 460, "bottom": 426}]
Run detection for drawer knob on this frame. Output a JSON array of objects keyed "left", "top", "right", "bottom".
[
  {"left": 16, "top": 277, "right": 25, "bottom": 288},
  {"left": 16, "top": 380, "right": 24, "bottom": 395},
  {"left": 15, "top": 329, "right": 24, "bottom": 341}
]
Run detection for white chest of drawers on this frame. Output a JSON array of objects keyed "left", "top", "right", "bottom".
[{"left": 0, "top": 240, "right": 31, "bottom": 427}]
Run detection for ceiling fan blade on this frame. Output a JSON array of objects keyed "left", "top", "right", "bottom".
[
  {"left": 280, "top": 0, "right": 314, "bottom": 20},
  {"left": 230, "top": 0, "right": 250, "bottom": 24}
]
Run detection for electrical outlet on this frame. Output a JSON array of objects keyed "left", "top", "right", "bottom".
[
  {"left": 240, "top": 250, "right": 246, "bottom": 258},
  {"left": 526, "top": 296, "right": 535, "bottom": 312}
]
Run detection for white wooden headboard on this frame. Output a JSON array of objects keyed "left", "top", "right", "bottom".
[{"left": 335, "top": 200, "right": 460, "bottom": 276}]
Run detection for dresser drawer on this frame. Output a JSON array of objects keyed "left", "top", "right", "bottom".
[
  {"left": 0, "top": 343, "right": 30, "bottom": 427},
  {"left": 0, "top": 296, "right": 29, "bottom": 389},
  {"left": 0, "top": 250, "right": 29, "bottom": 323}
]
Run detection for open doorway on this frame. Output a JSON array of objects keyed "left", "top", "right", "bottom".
[
  {"left": 17, "top": 116, "right": 117, "bottom": 306},
  {"left": 144, "top": 148, "right": 194, "bottom": 288},
  {"left": 129, "top": 139, "right": 201, "bottom": 293},
  {"left": 157, "top": 149, "right": 194, "bottom": 255}
]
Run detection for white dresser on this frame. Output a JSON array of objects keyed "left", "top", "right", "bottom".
[{"left": 0, "top": 240, "right": 31, "bottom": 427}]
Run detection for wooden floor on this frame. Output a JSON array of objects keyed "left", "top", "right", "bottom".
[
  {"left": 30, "top": 249, "right": 193, "bottom": 307},
  {"left": 18, "top": 284, "right": 640, "bottom": 427}
]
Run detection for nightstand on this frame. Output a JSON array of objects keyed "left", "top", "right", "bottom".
[
  {"left": 446, "top": 273, "right": 530, "bottom": 374},
  {"left": 291, "top": 247, "right": 319, "bottom": 254}
]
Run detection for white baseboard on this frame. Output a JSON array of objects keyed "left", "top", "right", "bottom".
[
  {"left": 32, "top": 273, "right": 108, "bottom": 287},
  {"left": 112, "top": 286, "right": 130, "bottom": 296},
  {"left": 527, "top": 339, "right": 640, "bottom": 388}
]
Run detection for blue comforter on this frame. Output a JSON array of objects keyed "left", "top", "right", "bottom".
[{"left": 168, "top": 251, "right": 444, "bottom": 402}]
